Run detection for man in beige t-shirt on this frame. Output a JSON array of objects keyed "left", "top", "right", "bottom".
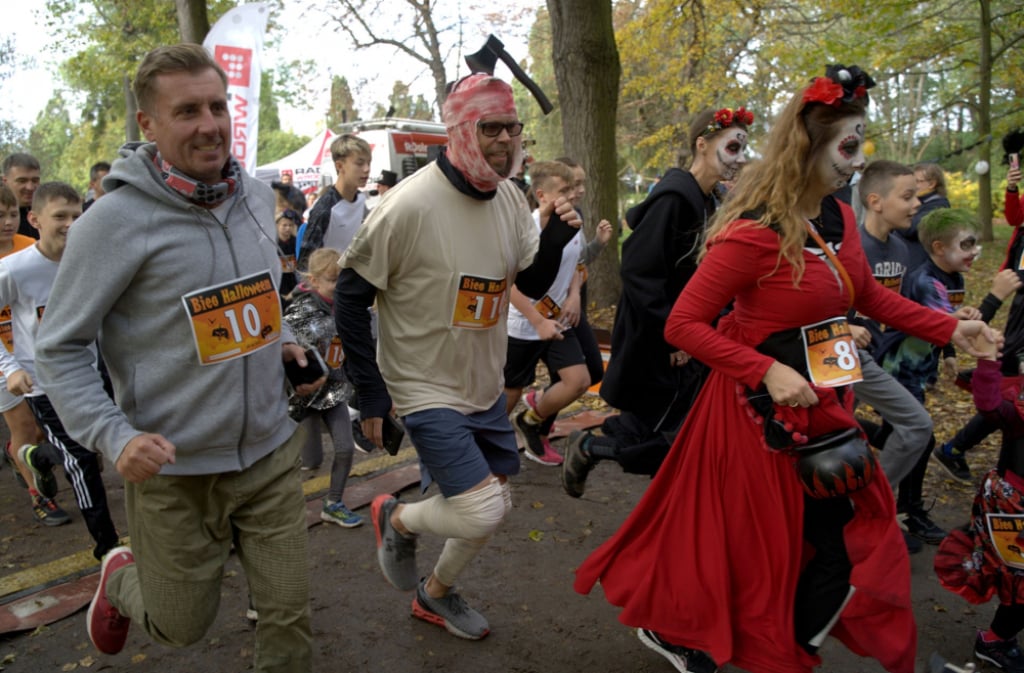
[{"left": 335, "top": 73, "right": 581, "bottom": 640}]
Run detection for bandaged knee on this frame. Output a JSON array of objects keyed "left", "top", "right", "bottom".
[{"left": 400, "top": 477, "right": 508, "bottom": 541}]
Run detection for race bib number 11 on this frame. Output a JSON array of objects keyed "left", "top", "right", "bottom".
[
  {"left": 801, "top": 317, "right": 863, "bottom": 387},
  {"left": 182, "top": 271, "right": 282, "bottom": 366},
  {"left": 452, "top": 274, "right": 508, "bottom": 329}
]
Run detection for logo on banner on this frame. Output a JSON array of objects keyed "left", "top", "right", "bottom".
[{"left": 214, "top": 46, "right": 253, "bottom": 87}]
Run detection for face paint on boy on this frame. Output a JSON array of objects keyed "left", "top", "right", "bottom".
[{"left": 943, "top": 231, "right": 980, "bottom": 273}]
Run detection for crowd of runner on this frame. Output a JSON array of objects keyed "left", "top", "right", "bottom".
[{"left": 4, "top": 41, "right": 1024, "bottom": 673}]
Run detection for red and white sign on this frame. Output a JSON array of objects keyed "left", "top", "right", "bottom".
[{"left": 203, "top": 4, "right": 269, "bottom": 175}]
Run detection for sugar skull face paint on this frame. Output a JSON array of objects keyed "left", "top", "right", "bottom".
[
  {"left": 712, "top": 127, "right": 749, "bottom": 182},
  {"left": 813, "top": 116, "right": 866, "bottom": 190}
]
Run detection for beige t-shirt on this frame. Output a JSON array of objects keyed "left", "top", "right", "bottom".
[{"left": 341, "top": 163, "right": 538, "bottom": 416}]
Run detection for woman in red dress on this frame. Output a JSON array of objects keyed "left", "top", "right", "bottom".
[{"left": 574, "top": 66, "right": 999, "bottom": 673}]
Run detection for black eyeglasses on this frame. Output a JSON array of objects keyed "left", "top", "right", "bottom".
[{"left": 477, "top": 121, "right": 524, "bottom": 138}]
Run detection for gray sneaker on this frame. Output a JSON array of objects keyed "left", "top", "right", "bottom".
[
  {"left": 371, "top": 494, "right": 418, "bottom": 590},
  {"left": 411, "top": 578, "right": 490, "bottom": 640}
]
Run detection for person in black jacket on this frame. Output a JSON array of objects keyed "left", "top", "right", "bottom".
[{"left": 561, "top": 105, "right": 754, "bottom": 497}]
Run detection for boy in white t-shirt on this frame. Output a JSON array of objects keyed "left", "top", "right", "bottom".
[
  {"left": 297, "top": 134, "right": 371, "bottom": 270},
  {"left": 505, "top": 160, "right": 590, "bottom": 466},
  {"left": 0, "top": 182, "right": 119, "bottom": 559}
]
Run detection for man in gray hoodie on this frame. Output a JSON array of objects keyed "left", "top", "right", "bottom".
[{"left": 35, "top": 44, "right": 322, "bottom": 672}]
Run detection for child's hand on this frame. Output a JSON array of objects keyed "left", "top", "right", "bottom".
[
  {"left": 991, "top": 268, "right": 1023, "bottom": 301},
  {"left": 967, "top": 332, "right": 999, "bottom": 360},
  {"left": 849, "top": 324, "right": 872, "bottom": 349},
  {"left": 1009, "top": 167, "right": 1022, "bottom": 190},
  {"left": 595, "top": 219, "right": 614, "bottom": 245},
  {"left": 953, "top": 306, "right": 982, "bottom": 320}
]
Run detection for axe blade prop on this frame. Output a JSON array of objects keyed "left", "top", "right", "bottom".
[{"left": 464, "top": 34, "right": 553, "bottom": 115}]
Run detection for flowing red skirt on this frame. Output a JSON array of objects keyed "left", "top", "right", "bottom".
[{"left": 574, "top": 370, "right": 916, "bottom": 673}]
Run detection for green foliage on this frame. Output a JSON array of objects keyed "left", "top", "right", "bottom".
[
  {"left": 327, "top": 76, "right": 357, "bottom": 129},
  {"left": 258, "top": 129, "right": 310, "bottom": 165},
  {"left": 33, "top": 0, "right": 303, "bottom": 188}
]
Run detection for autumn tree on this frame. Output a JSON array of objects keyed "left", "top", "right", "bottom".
[{"left": 547, "top": 0, "right": 621, "bottom": 308}]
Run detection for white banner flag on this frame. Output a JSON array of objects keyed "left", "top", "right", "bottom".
[{"left": 203, "top": 3, "right": 269, "bottom": 175}]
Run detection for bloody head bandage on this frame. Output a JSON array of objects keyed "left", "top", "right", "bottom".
[{"left": 442, "top": 74, "right": 523, "bottom": 192}]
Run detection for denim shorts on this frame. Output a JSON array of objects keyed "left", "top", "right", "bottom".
[{"left": 402, "top": 394, "right": 519, "bottom": 497}]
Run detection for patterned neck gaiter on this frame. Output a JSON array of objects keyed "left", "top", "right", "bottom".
[{"left": 153, "top": 152, "right": 241, "bottom": 207}]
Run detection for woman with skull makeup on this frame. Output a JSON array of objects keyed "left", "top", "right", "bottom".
[
  {"left": 574, "top": 66, "right": 998, "bottom": 673},
  {"left": 561, "top": 106, "right": 753, "bottom": 498}
]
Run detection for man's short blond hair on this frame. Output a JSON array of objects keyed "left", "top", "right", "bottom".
[{"left": 133, "top": 44, "right": 227, "bottom": 113}]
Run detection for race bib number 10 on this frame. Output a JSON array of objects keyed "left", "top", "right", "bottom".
[
  {"left": 182, "top": 271, "right": 282, "bottom": 366},
  {"left": 452, "top": 274, "right": 507, "bottom": 329},
  {"left": 801, "top": 317, "right": 863, "bottom": 387}
]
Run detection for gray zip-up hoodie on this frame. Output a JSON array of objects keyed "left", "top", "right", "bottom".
[{"left": 36, "top": 142, "right": 297, "bottom": 474}]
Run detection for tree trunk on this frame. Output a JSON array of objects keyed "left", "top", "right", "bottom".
[
  {"left": 978, "top": 0, "right": 993, "bottom": 240},
  {"left": 176, "top": 0, "right": 210, "bottom": 44},
  {"left": 124, "top": 75, "right": 139, "bottom": 142},
  {"left": 546, "top": 0, "right": 621, "bottom": 309}
]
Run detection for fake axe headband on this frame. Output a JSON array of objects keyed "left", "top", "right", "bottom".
[{"left": 462, "top": 34, "right": 553, "bottom": 115}]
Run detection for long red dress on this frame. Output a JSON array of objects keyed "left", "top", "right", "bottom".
[{"left": 574, "top": 199, "right": 957, "bottom": 673}]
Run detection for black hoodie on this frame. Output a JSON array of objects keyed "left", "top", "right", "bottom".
[{"left": 601, "top": 168, "right": 716, "bottom": 413}]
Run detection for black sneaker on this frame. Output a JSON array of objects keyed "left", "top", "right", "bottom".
[
  {"left": 19, "top": 443, "right": 59, "bottom": 499},
  {"left": 903, "top": 507, "right": 947, "bottom": 545},
  {"left": 932, "top": 443, "right": 973, "bottom": 483},
  {"left": 562, "top": 431, "right": 595, "bottom": 498},
  {"left": 637, "top": 628, "right": 718, "bottom": 673},
  {"left": 514, "top": 410, "right": 561, "bottom": 465},
  {"left": 976, "top": 632, "right": 1024, "bottom": 672}
]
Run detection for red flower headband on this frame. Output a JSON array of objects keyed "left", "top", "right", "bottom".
[
  {"left": 703, "top": 106, "right": 754, "bottom": 137},
  {"left": 802, "top": 65, "right": 875, "bottom": 108}
]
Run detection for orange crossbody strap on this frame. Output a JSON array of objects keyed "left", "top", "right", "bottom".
[{"left": 805, "top": 222, "right": 855, "bottom": 309}]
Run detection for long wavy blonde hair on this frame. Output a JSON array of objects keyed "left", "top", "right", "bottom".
[{"left": 701, "top": 90, "right": 868, "bottom": 282}]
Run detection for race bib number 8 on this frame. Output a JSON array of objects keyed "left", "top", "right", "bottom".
[
  {"left": 182, "top": 271, "right": 282, "bottom": 366},
  {"left": 452, "top": 274, "right": 507, "bottom": 329},
  {"left": 801, "top": 317, "right": 863, "bottom": 387}
]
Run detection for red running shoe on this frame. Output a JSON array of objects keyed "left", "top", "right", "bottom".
[{"left": 87, "top": 546, "right": 134, "bottom": 654}]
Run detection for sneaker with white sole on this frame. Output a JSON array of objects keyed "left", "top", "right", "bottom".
[
  {"left": 87, "top": 546, "right": 134, "bottom": 654},
  {"left": 976, "top": 631, "right": 1024, "bottom": 672},
  {"left": 321, "top": 499, "right": 364, "bottom": 528},
  {"left": 514, "top": 410, "right": 562, "bottom": 466},
  {"left": 411, "top": 578, "right": 489, "bottom": 640},
  {"left": 637, "top": 628, "right": 718, "bottom": 673}
]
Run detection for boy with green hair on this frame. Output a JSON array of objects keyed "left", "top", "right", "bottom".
[
  {"left": 297, "top": 133, "right": 372, "bottom": 270},
  {"left": 878, "top": 208, "right": 1018, "bottom": 542}
]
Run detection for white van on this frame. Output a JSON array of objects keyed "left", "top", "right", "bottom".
[{"left": 329, "top": 118, "right": 448, "bottom": 187}]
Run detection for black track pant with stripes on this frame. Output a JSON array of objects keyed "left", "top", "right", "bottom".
[{"left": 26, "top": 394, "right": 119, "bottom": 560}]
